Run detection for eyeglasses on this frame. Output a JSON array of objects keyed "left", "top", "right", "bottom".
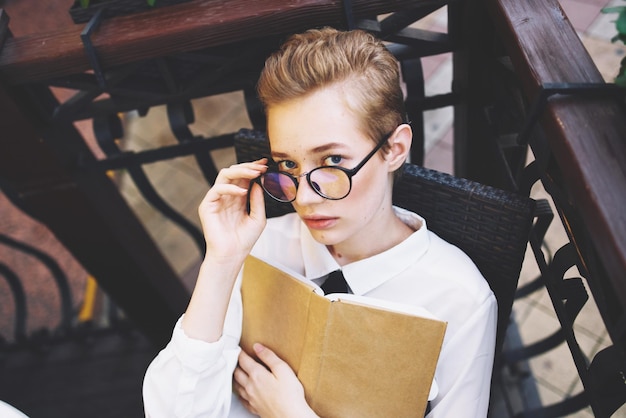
[{"left": 258, "top": 131, "right": 393, "bottom": 203}]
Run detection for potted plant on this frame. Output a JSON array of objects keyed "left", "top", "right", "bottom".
[{"left": 602, "top": 2, "right": 626, "bottom": 87}]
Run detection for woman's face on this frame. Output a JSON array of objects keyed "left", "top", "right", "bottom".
[{"left": 266, "top": 85, "right": 395, "bottom": 252}]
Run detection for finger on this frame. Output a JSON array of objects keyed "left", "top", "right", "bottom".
[
  {"left": 237, "top": 348, "right": 261, "bottom": 374},
  {"left": 242, "top": 157, "right": 268, "bottom": 165},
  {"left": 233, "top": 379, "right": 249, "bottom": 401},
  {"left": 202, "top": 183, "right": 249, "bottom": 203},
  {"left": 202, "top": 183, "right": 248, "bottom": 204},
  {"left": 233, "top": 366, "right": 247, "bottom": 385},
  {"left": 253, "top": 343, "right": 288, "bottom": 373},
  {"left": 233, "top": 381, "right": 259, "bottom": 415},
  {"left": 248, "top": 181, "right": 266, "bottom": 220},
  {"left": 216, "top": 161, "right": 267, "bottom": 184},
  {"left": 249, "top": 157, "right": 268, "bottom": 165},
  {"left": 227, "top": 158, "right": 267, "bottom": 172},
  {"left": 234, "top": 363, "right": 261, "bottom": 416}
]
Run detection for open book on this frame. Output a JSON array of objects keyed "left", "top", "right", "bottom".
[{"left": 240, "top": 255, "right": 447, "bottom": 418}]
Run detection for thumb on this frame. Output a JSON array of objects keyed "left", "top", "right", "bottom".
[{"left": 248, "top": 182, "right": 267, "bottom": 221}]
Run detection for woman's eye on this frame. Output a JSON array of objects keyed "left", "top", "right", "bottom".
[
  {"left": 277, "top": 160, "right": 297, "bottom": 171},
  {"left": 324, "top": 155, "right": 343, "bottom": 166}
]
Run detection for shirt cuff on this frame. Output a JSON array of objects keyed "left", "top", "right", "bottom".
[{"left": 171, "top": 314, "right": 233, "bottom": 373}]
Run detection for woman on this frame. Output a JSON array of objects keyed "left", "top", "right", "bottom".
[{"left": 143, "top": 27, "right": 497, "bottom": 417}]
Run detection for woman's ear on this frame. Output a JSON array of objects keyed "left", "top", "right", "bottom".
[{"left": 386, "top": 123, "right": 413, "bottom": 172}]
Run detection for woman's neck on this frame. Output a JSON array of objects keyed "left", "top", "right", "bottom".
[{"left": 327, "top": 208, "right": 415, "bottom": 266}]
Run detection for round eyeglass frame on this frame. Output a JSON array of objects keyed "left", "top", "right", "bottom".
[{"left": 258, "top": 131, "right": 393, "bottom": 203}]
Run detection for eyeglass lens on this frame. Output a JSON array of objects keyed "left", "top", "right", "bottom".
[{"left": 261, "top": 167, "right": 350, "bottom": 202}]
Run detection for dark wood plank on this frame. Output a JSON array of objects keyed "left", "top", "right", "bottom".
[
  {"left": 0, "top": 0, "right": 431, "bottom": 84},
  {"left": 487, "top": 0, "right": 626, "bottom": 303},
  {"left": 487, "top": 0, "right": 603, "bottom": 93}
]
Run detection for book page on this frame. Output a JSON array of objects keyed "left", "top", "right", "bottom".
[{"left": 325, "top": 293, "right": 441, "bottom": 320}]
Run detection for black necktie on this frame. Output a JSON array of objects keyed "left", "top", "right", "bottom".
[{"left": 320, "top": 270, "right": 349, "bottom": 294}]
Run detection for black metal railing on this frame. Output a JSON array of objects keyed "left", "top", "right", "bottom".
[
  {"left": 467, "top": 0, "right": 626, "bottom": 410},
  {"left": 487, "top": 83, "right": 626, "bottom": 417}
]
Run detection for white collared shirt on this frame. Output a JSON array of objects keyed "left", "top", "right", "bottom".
[{"left": 143, "top": 207, "right": 497, "bottom": 418}]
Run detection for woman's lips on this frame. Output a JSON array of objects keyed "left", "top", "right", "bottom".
[{"left": 302, "top": 216, "right": 338, "bottom": 230}]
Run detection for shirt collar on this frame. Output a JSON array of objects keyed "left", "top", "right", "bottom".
[{"left": 301, "top": 206, "right": 430, "bottom": 295}]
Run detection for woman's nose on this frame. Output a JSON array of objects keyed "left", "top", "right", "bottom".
[{"left": 294, "top": 176, "right": 325, "bottom": 206}]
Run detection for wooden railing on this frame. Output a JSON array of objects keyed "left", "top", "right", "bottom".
[
  {"left": 452, "top": 0, "right": 626, "bottom": 415},
  {"left": 486, "top": 0, "right": 626, "bottom": 302},
  {"left": 0, "top": 0, "right": 424, "bottom": 84}
]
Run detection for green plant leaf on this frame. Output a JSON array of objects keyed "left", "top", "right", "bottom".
[
  {"left": 617, "top": 10, "right": 626, "bottom": 35},
  {"left": 80, "top": 0, "right": 90, "bottom": 7},
  {"left": 147, "top": 0, "right": 156, "bottom": 6},
  {"left": 601, "top": 6, "right": 626, "bottom": 14}
]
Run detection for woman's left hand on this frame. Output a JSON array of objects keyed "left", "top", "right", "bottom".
[{"left": 234, "top": 343, "right": 319, "bottom": 418}]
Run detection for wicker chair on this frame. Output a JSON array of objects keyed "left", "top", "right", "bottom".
[{"left": 234, "top": 128, "right": 536, "bottom": 357}]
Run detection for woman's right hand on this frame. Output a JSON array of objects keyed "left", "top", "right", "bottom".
[
  {"left": 182, "top": 159, "right": 268, "bottom": 343},
  {"left": 198, "top": 159, "right": 268, "bottom": 263}
]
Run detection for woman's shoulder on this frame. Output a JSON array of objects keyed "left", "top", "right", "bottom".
[{"left": 424, "top": 230, "right": 494, "bottom": 301}]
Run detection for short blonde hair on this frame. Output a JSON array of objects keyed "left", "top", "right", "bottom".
[{"left": 257, "top": 27, "right": 405, "bottom": 144}]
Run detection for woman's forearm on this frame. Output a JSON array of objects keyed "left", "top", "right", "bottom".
[{"left": 182, "top": 255, "right": 246, "bottom": 342}]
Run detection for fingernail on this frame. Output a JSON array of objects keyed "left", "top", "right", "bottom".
[{"left": 253, "top": 343, "right": 265, "bottom": 353}]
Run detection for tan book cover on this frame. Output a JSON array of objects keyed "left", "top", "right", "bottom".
[{"left": 240, "top": 255, "right": 447, "bottom": 418}]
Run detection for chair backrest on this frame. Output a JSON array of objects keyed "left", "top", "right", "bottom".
[{"left": 234, "top": 128, "right": 536, "bottom": 354}]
